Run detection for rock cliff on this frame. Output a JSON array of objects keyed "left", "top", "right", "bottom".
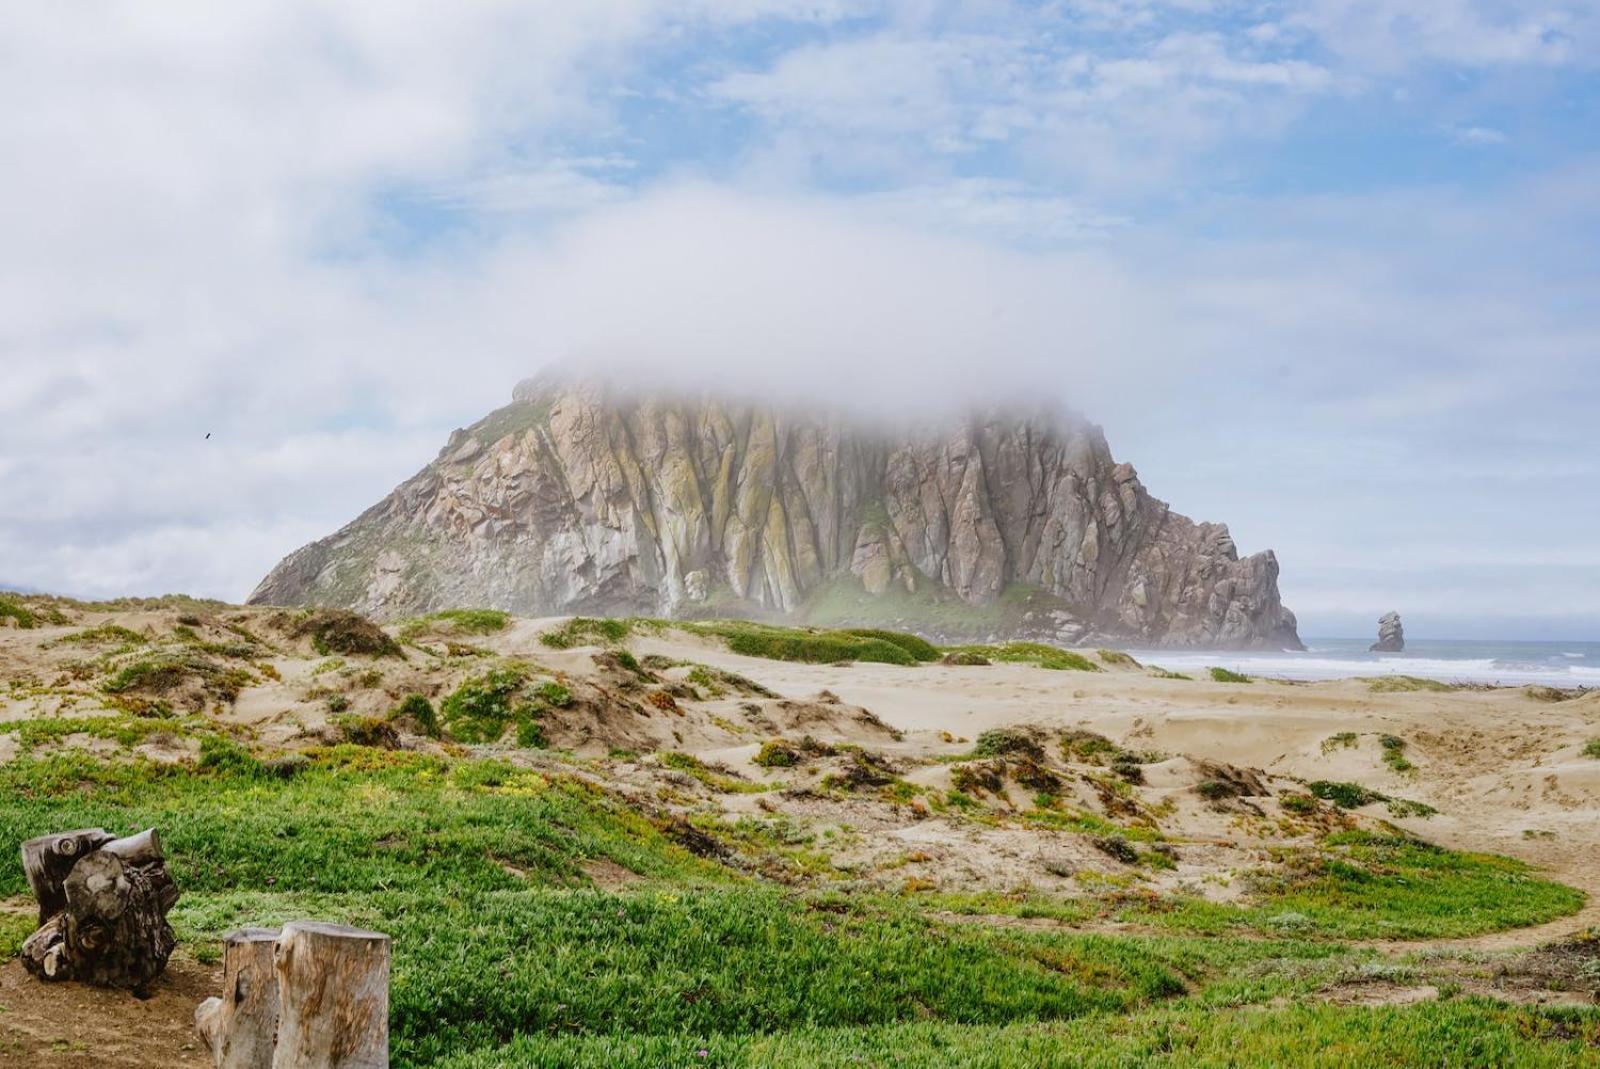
[{"left": 250, "top": 375, "right": 1302, "bottom": 649}]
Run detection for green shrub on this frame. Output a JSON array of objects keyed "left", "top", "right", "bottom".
[
  {"left": 441, "top": 665, "right": 534, "bottom": 743},
  {"left": 0, "top": 595, "right": 37, "bottom": 629},
  {"left": 1097, "top": 649, "right": 1141, "bottom": 668},
  {"left": 1379, "top": 734, "right": 1415, "bottom": 773},
  {"left": 197, "top": 736, "right": 265, "bottom": 777},
  {"left": 1280, "top": 793, "right": 1318, "bottom": 816},
  {"left": 1308, "top": 780, "right": 1382, "bottom": 809},
  {"left": 540, "top": 617, "right": 637, "bottom": 649},
  {"left": 840, "top": 629, "right": 941, "bottom": 662},
  {"left": 533, "top": 681, "right": 573, "bottom": 707},
  {"left": 1582, "top": 739, "right": 1600, "bottom": 759},
  {"left": 1060, "top": 730, "right": 1120, "bottom": 763},
  {"left": 337, "top": 715, "right": 399, "bottom": 748},
  {"left": 288, "top": 610, "right": 401, "bottom": 658},
  {"left": 1208, "top": 667, "right": 1251, "bottom": 684},
  {"left": 391, "top": 694, "right": 439, "bottom": 736},
  {"left": 972, "top": 728, "right": 1045, "bottom": 761},
  {"left": 754, "top": 740, "right": 801, "bottom": 768},
  {"left": 430, "top": 609, "right": 510, "bottom": 634}
]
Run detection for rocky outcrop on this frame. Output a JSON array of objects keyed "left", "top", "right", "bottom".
[
  {"left": 1370, "top": 612, "right": 1405, "bottom": 653},
  {"left": 250, "top": 374, "right": 1302, "bottom": 649}
]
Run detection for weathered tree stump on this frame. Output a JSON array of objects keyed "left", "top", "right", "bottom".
[
  {"left": 195, "top": 928, "right": 282, "bottom": 1069},
  {"left": 272, "top": 921, "right": 390, "bottom": 1069},
  {"left": 196, "top": 922, "right": 391, "bottom": 1068},
  {"left": 19, "top": 827, "right": 179, "bottom": 988}
]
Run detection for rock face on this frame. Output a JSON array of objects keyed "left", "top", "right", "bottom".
[
  {"left": 250, "top": 375, "right": 1302, "bottom": 649},
  {"left": 1370, "top": 612, "right": 1405, "bottom": 653}
]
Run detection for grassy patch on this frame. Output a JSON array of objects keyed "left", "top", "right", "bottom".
[
  {"left": 0, "top": 745, "right": 1587, "bottom": 1066},
  {"left": 683, "top": 621, "right": 920, "bottom": 666},
  {"left": 0, "top": 714, "right": 198, "bottom": 752},
  {"left": 838, "top": 628, "right": 940, "bottom": 662},
  {"left": 1364, "top": 675, "right": 1457, "bottom": 694},
  {"left": 1320, "top": 732, "right": 1358, "bottom": 754},
  {"left": 1208, "top": 667, "right": 1251, "bottom": 684},
  {"left": 1127, "top": 832, "right": 1584, "bottom": 940},
  {"left": 540, "top": 616, "right": 643, "bottom": 649},
  {"left": 1307, "top": 780, "right": 1435, "bottom": 818},
  {"left": 399, "top": 608, "right": 511, "bottom": 641},
  {"left": 1584, "top": 739, "right": 1600, "bottom": 759},
  {"left": 945, "top": 642, "right": 1100, "bottom": 672},
  {"left": 431, "top": 1002, "right": 1600, "bottom": 1068},
  {"left": 53, "top": 624, "right": 147, "bottom": 647}
]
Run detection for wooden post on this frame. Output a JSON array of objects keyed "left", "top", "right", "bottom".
[
  {"left": 18, "top": 827, "right": 178, "bottom": 988},
  {"left": 272, "top": 921, "right": 390, "bottom": 1069},
  {"left": 195, "top": 928, "right": 281, "bottom": 1069}
]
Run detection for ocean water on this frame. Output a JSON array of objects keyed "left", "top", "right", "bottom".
[{"left": 1123, "top": 638, "right": 1600, "bottom": 688}]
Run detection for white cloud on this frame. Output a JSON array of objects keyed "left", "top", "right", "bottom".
[
  {"left": 1452, "top": 124, "right": 1509, "bottom": 144},
  {"left": 0, "top": 2, "right": 1596, "bottom": 640}
]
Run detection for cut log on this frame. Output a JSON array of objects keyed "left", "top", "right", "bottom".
[
  {"left": 196, "top": 927, "right": 282, "bottom": 1069},
  {"left": 18, "top": 826, "right": 179, "bottom": 988},
  {"left": 21, "top": 828, "right": 112, "bottom": 923},
  {"left": 272, "top": 921, "right": 390, "bottom": 1069}
]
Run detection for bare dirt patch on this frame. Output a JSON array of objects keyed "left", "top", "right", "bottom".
[{"left": 0, "top": 958, "right": 217, "bottom": 1068}]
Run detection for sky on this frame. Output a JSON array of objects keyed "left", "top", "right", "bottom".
[{"left": 1, "top": 1, "right": 1597, "bottom": 640}]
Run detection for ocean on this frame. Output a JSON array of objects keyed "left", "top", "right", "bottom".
[{"left": 1123, "top": 638, "right": 1600, "bottom": 688}]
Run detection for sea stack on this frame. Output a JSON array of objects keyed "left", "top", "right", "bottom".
[{"left": 1370, "top": 612, "right": 1405, "bottom": 653}]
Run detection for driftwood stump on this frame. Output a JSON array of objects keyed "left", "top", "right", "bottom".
[
  {"left": 195, "top": 928, "right": 281, "bottom": 1069},
  {"left": 19, "top": 827, "right": 179, "bottom": 988},
  {"left": 196, "top": 921, "right": 390, "bottom": 1069}
]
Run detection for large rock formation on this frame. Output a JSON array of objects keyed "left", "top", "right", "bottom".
[
  {"left": 1370, "top": 612, "right": 1405, "bottom": 653},
  {"left": 251, "top": 375, "right": 1302, "bottom": 649}
]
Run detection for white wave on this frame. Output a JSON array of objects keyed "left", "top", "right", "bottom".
[{"left": 1125, "top": 649, "right": 1597, "bottom": 688}]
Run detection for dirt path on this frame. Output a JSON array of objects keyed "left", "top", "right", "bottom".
[{"left": 0, "top": 958, "right": 218, "bottom": 1068}]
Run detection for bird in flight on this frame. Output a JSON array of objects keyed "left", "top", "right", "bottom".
[{"left": 205, "top": 433, "right": 211, "bottom": 440}]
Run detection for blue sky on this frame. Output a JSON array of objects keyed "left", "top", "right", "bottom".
[{"left": 1, "top": 1, "right": 1597, "bottom": 638}]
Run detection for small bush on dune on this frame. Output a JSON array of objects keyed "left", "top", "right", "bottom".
[
  {"left": 1584, "top": 739, "right": 1600, "bottom": 759},
  {"left": 0, "top": 596, "right": 37, "bottom": 629},
  {"left": 1309, "top": 780, "right": 1382, "bottom": 809},
  {"left": 441, "top": 665, "right": 536, "bottom": 743},
  {"left": 840, "top": 628, "right": 940, "bottom": 662},
  {"left": 1379, "top": 734, "right": 1415, "bottom": 773},
  {"left": 754, "top": 740, "right": 801, "bottom": 768},
  {"left": 197, "top": 735, "right": 265, "bottom": 777},
  {"left": 1097, "top": 649, "right": 1141, "bottom": 668},
  {"left": 392, "top": 693, "right": 439, "bottom": 737},
  {"left": 286, "top": 609, "right": 402, "bottom": 658},
  {"left": 972, "top": 728, "right": 1045, "bottom": 762},
  {"left": 1208, "top": 667, "right": 1251, "bottom": 684},
  {"left": 540, "top": 617, "right": 638, "bottom": 649}
]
